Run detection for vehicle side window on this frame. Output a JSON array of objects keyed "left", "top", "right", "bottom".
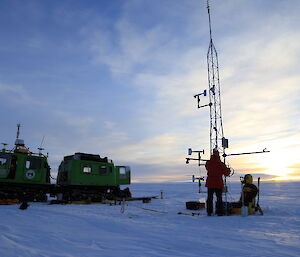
[
  {"left": 0, "top": 158, "right": 7, "bottom": 166},
  {"left": 0, "top": 154, "right": 10, "bottom": 166},
  {"left": 99, "top": 165, "right": 107, "bottom": 175},
  {"left": 83, "top": 166, "right": 92, "bottom": 173},
  {"left": 119, "top": 167, "right": 126, "bottom": 175},
  {"left": 26, "top": 158, "right": 41, "bottom": 169}
]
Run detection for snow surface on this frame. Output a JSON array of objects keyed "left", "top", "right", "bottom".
[{"left": 0, "top": 181, "right": 299, "bottom": 257}]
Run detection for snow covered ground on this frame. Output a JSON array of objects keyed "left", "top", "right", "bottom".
[{"left": 0, "top": 181, "right": 299, "bottom": 257}]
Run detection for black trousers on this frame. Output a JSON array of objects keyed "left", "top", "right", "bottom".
[{"left": 207, "top": 188, "right": 223, "bottom": 215}]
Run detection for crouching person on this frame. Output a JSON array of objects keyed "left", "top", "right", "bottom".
[{"left": 240, "top": 174, "right": 258, "bottom": 214}]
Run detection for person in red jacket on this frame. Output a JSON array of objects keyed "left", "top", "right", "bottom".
[{"left": 205, "top": 149, "right": 230, "bottom": 216}]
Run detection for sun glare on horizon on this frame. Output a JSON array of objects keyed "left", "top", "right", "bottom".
[{"left": 253, "top": 143, "right": 300, "bottom": 181}]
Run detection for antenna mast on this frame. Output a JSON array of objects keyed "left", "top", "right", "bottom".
[
  {"left": 16, "top": 123, "right": 21, "bottom": 140},
  {"left": 186, "top": 0, "right": 228, "bottom": 167},
  {"left": 206, "top": 0, "right": 226, "bottom": 156},
  {"left": 186, "top": 1, "right": 270, "bottom": 184}
]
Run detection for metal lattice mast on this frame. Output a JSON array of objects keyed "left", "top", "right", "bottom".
[
  {"left": 186, "top": 1, "right": 270, "bottom": 190},
  {"left": 206, "top": 1, "right": 225, "bottom": 155}
]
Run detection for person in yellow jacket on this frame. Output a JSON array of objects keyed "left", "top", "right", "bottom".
[
  {"left": 230, "top": 174, "right": 259, "bottom": 215},
  {"left": 240, "top": 174, "right": 258, "bottom": 207}
]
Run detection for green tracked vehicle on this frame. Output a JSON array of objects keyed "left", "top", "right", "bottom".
[
  {"left": 0, "top": 126, "right": 52, "bottom": 201},
  {"left": 56, "top": 152, "right": 131, "bottom": 201},
  {"left": 0, "top": 125, "right": 132, "bottom": 203}
]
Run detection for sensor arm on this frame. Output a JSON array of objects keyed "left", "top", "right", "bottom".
[{"left": 222, "top": 148, "right": 270, "bottom": 158}]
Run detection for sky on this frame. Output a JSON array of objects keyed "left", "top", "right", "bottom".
[{"left": 0, "top": 0, "right": 299, "bottom": 183}]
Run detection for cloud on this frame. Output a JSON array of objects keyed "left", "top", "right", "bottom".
[
  {"left": 1, "top": 0, "right": 300, "bottom": 182},
  {"left": 115, "top": 133, "right": 183, "bottom": 164},
  {"left": 79, "top": 0, "right": 300, "bottom": 181},
  {"left": 0, "top": 82, "right": 33, "bottom": 105}
]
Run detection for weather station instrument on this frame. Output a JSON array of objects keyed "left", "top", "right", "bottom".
[{"left": 185, "top": 1, "right": 270, "bottom": 196}]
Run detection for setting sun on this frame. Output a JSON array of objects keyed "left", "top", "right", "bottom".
[{"left": 251, "top": 138, "right": 300, "bottom": 181}]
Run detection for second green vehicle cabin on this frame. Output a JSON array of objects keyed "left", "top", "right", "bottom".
[{"left": 57, "top": 152, "right": 131, "bottom": 200}]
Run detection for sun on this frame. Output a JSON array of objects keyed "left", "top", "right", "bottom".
[{"left": 254, "top": 140, "right": 299, "bottom": 181}]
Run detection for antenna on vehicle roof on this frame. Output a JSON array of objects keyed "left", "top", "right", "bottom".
[
  {"left": 15, "top": 123, "right": 25, "bottom": 147},
  {"left": 1, "top": 143, "right": 8, "bottom": 152},
  {"left": 38, "top": 135, "right": 46, "bottom": 156},
  {"left": 16, "top": 123, "right": 20, "bottom": 140}
]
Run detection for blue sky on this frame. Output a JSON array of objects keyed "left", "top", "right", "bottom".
[{"left": 0, "top": 0, "right": 299, "bottom": 182}]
